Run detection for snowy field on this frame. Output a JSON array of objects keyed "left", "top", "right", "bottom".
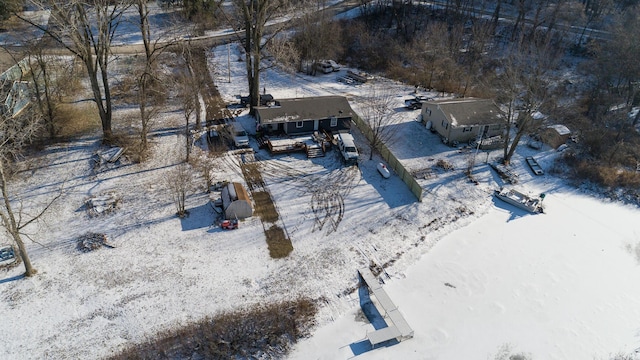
[{"left": 1, "top": 12, "right": 640, "bottom": 360}]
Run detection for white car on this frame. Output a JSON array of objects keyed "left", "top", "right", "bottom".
[{"left": 230, "top": 122, "right": 250, "bottom": 148}]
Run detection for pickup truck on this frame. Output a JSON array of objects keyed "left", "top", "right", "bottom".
[
  {"left": 239, "top": 93, "right": 274, "bottom": 107},
  {"left": 337, "top": 132, "right": 359, "bottom": 165},
  {"left": 404, "top": 95, "right": 433, "bottom": 110}
]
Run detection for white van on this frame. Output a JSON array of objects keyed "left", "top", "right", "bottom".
[
  {"left": 337, "top": 132, "right": 359, "bottom": 165},
  {"left": 326, "top": 60, "right": 341, "bottom": 71},
  {"left": 231, "top": 122, "right": 249, "bottom": 148},
  {"left": 316, "top": 61, "right": 334, "bottom": 74}
]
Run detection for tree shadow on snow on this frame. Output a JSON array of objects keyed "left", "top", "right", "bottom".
[
  {"left": 180, "top": 203, "right": 215, "bottom": 231},
  {"left": 0, "top": 273, "right": 25, "bottom": 284},
  {"left": 349, "top": 282, "right": 399, "bottom": 356}
]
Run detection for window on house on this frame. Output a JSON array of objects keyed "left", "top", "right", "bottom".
[
  {"left": 296, "top": 121, "right": 304, "bottom": 128},
  {"left": 463, "top": 127, "right": 472, "bottom": 132},
  {"left": 442, "top": 120, "right": 448, "bottom": 130},
  {"left": 330, "top": 117, "right": 338, "bottom": 127}
]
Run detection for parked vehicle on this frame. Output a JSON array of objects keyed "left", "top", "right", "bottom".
[
  {"left": 230, "top": 122, "right": 250, "bottom": 148},
  {"left": 239, "top": 93, "right": 274, "bottom": 107},
  {"left": 221, "top": 219, "right": 238, "bottom": 230},
  {"left": 337, "top": 132, "right": 359, "bottom": 165},
  {"left": 326, "top": 60, "right": 341, "bottom": 71},
  {"left": 404, "top": 95, "right": 433, "bottom": 110},
  {"left": 404, "top": 98, "right": 422, "bottom": 110},
  {"left": 315, "top": 61, "right": 334, "bottom": 74}
]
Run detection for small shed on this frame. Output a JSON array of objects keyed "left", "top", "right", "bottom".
[
  {"left": 221, "top": 182, "right": 252, "bottom": 220},
  {"left": 540, "top": 124, "right": 570, "bottom": 149}
]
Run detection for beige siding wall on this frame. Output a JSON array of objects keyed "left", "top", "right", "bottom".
[
  {"left": 446, "top": 124, "right": 504, "bottom": 144},
  {"left": 422, "top": 105, "right": 449, "bottom": 139},
  {"left": 422, "top": 105, "right": 505, "bottom": 145}
]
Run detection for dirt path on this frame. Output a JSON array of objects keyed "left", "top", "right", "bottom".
[{"left": 190, "top": 46, "right": 230, "bottom": 122}]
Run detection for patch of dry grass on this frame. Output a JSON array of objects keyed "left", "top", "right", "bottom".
[
  {"left": 241, "top": 163, "right": 294, "bottom": 258},
  {"left": 253, "top": 191, "right": 279, "bottom": 223},
  {"left": 265, "top": 225, "right": 293, "bottom": 258},
  {"left": 55, "top": 102, "right": 101, "bottom": 138},
  {"left": 109, "top": 298, "right": 317, "bottom": 360}
]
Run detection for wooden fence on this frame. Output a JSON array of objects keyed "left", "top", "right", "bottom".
[{"left": 352, "top": 115, "right": 423, "bottom": 201}]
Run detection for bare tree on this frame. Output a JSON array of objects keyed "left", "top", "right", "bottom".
[
  {"left": 173, "top": 41, "right": 207, "bottom": 163},
  {"left": 291, "top": 4, "right": 341, "bottom": 75},
  {"left": 0, "top": 77, "right": 61, "bottom": 276},
  {"left": 19, "top": 0, "right": 131, "bottom": 143},
  {"left": 594, "top": 7, "right": 640, "bottom": 125},
  {"left": 232, "top": 0, "right": 291, "bottom": 111},
  {"left": 2, "top": 26, "right": 71, "bottom": 140},
  {"left": 358, "top": 87, "right": 401, "bottom": 160},
  {"left": 175, "top": 72, "right": 196, "bottom": 163},
  {"left": 495, "top": 40, "right": 559, "bottom": 165},
  {"left": 266, "top": 36, "right": 300, "bottom": 74},
  {"left": 166, "top": 162, "right": 192, "bottom": 218},
  {"left": 133, "top": 0, "right": 176, "bottom": 156},
  {"left": 27, "top": 50, "right": 58, "bottom": 139},
  {"left": 22, "top": 41, "right": 72, "bottom": 140},
  {"left": 191, "top": 148, "right": 215, "bottom": 192}
]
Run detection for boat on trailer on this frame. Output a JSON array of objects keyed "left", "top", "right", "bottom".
[{"left": 494, "top": 187, "right": 544, "bottom": 213}]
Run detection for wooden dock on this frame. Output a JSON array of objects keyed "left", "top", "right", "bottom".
[{"left": 358, "top": 268, "right": 414, "bottom": 346}]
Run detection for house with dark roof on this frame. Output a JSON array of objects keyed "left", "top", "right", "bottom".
[
  {"left": 421, "top": 98, "right": 506, "bottom": 145},
  {"left": 254, "top": 96, "right": 354, "bottom": 135}
]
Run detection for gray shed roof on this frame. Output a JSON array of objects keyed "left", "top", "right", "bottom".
[
  {"left": 255, "top": 96, "right": 355, "bottom": 124},
  {"left": 427, "top": 98, "right": 504, "bottom": 127}
]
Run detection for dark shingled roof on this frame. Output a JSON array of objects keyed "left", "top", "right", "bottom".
[
  {"left": 426, "top": 98, "right": 505, "bottom": 126},
  {"left": 255, "top": 96, "right": 355, "bottom": 124}
]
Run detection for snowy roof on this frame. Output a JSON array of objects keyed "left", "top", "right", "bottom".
[
  {"left": 427, "top": 98, "right": 505, "bottom": 127},
  {"left": 255, "top": 96, "right": 355, "bottom": 124},
  {"left": 546, "top": 124, "right": 571, "bottom": 135}
]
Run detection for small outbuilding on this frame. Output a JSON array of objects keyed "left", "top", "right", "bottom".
[
  {"left": 221, "top": 182, "right": 252, "bottom": 220},
  {"left": 540, "top": 124, "right": 571, "bottom": 149}
]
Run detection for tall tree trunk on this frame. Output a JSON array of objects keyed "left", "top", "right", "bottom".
[
  {"left": 491, "top": 0, "right": 502, "bottom": 34},
  {"left": 99, "top": 57, "right": 113, "bottom": 143},
  {"left": 29, "top": 54, "right": 56, "bottom": 139},
  {"left": 504, "top": 129, "right": 524, "bottom": 164},
  {"left": 0, "top": 162, "right": 36, "bottom": 276}
]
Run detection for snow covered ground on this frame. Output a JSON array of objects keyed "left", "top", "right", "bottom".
[{"left": 1, "top": 18, "right": 640, "bottom": 360}]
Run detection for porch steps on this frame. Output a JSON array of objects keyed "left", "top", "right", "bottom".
[
  {"left": 256, "top": 136, "right": 269, "bottom": 149},
  {"left": 306, "top": 145, "right": 325, "bottom": 158}
]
